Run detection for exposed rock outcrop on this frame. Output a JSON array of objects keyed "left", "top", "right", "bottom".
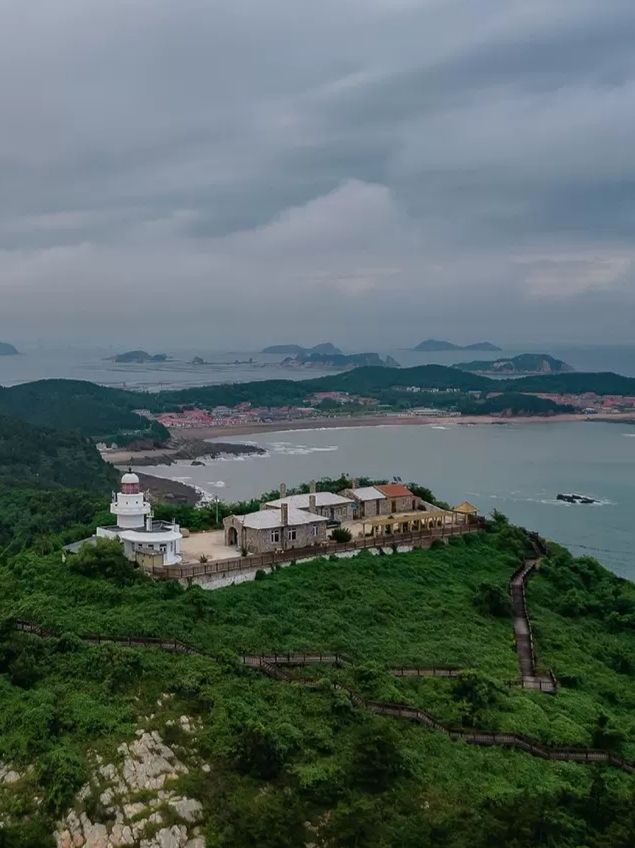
[{"left": 55, "top": 726, "right": 204, "bottom": 848}]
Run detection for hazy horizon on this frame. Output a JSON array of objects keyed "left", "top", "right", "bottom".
[{"left": 2, "top": 1, "right": 635, "bottom": 346}]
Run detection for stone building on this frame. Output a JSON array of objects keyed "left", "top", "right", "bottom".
[
  {"left": 374, "top": 483, "right": 421, "bottom": 514},
  {"left": 264, "top": 481, "right": 354, "bottom": 523},
  {"left": 339, "top": 485, "right": 389, "bottom": 518},
  {"left": 340, "top": 483, "right": 421, "bottom": 518},
  {"left": 223, "top": 503, "right": 328, "bottom": 555}
]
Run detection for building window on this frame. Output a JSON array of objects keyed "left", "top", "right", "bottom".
[
  {"left": 287, "top": 528, "right": 297, "bottom": 541},
  {"left": 311, "top": 525, "right": 318, "bottom": 537},
  {"left": 271, "top": 529, "right": 281, "bottom": 544},
  {"left": 391, "top": 500, "right": 397, "bottom": 513}
]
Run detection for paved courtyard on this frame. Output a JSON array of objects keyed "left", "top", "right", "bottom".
[{"left": 180, "top": 530, "right": 236, "bottom": 563}]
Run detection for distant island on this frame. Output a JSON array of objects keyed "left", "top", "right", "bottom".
[
  {"left": 0, "top": 341, "right": 19, "bottom": 356},
  {"left": 281, "top": 351, "right": 400, "bottom": 369},
  {"left": 111, "top": 350, "right": 169, "bottom": 364},
  {"left": 454, "top": 353, "right": 574, "bottom": 376},
  {"left": 263, "top": 342, "right": 343, "bottom": 356},
  {"left": 414, "top": 339, "right": 501, "bottom": 352}
]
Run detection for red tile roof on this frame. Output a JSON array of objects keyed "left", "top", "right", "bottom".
[{"left": 376, "top": 484, "right": 415, "bottom": 498}]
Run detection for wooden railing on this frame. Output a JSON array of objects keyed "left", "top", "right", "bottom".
[
  {"left": 509, "top": 538, "right": 557, "bottom": 693},
  {"left": 150, "top": 523, "right": 480, "bottom": 582},
  {"left": 242, "top": 656, "right": 634, "bottom": 774},
  {"left": 239, "top": 653, "right": 464, "bottom": 679},
  {"left": 9, "top": 616, "right": 634, "bottom": 774},
  {"left": 14, "top": 619, "right": 200, "bottom": 655}
]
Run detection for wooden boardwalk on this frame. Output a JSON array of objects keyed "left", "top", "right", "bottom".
[
  {"left": 237, "top": 649, "right": 633, "bottom": 774},
  {"left": 509, "top": 535, "right": 557, "bottom": 693}
]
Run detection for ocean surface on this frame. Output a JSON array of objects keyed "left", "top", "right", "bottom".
[
  {"left": 3, "top": 342, "right": 635, "bottom": 390},
  {"left": 140, "top": 422, "right": 635, "bottom": 581}
]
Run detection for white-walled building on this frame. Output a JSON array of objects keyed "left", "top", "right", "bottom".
[{"left": 96, "top": 471, "right": 182, "bottom": 567}]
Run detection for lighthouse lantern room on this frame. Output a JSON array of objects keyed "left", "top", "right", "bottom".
[{"left": 111, "top": 470, "right": 152, "bottom": 528}]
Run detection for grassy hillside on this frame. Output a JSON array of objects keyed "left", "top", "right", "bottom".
[{"left": 0, "top": 522, "right": 633, "bottom": 846}]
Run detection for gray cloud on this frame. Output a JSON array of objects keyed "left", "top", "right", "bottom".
[{"left": 1, "top": 0, "right": 634, "bottom": 347}]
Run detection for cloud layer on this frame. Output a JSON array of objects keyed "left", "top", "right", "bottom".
[{"left": 1, "top": 0, "right": 634, "bottom": 346}]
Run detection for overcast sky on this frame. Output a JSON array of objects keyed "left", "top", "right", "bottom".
[{"left": 1, "top": 0, "right": 635, "bottom": 349}]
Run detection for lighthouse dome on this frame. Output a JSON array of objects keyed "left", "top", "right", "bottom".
[{"left": 121, "top": 471, "right": 140, "bottom": 486}]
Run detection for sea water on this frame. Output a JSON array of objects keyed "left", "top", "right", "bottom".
[
  {"left": 4, "top": 343, "right": 635, "bottom": 389},
  {"left": 142, "top": 421, "right": 635, "bottom": 581}
]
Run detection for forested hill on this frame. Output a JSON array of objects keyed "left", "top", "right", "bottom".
[
  {"left": 155, "top": 364, "right": 635, "bottom": 406},
  {"left": 157, "top": 364, "right": 496, "bottom": 407},
  {"left": 2, "top": 367, "right": 635, "bottom": 442},
  {"left": 0, "top": 380, "right": 167, "bottom": 444},
  {"left": 0, "top": 414, "right": 117, "bottom": 491},
  {"left": 510, "top": 371, "right": 635, "bottom": 395}
]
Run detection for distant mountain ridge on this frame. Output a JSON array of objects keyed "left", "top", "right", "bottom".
[
  {"left": 263, "top": 342, "right": 343, "bottom": 356},
  {"left": 414, "top": 339, "right": 501, "bottom": 352},
  {"left": 454, "top": 353, "right": 574, "bottom": 376},
  {"left": 0, "top": 341, "right": 19, "bottom": 356}
]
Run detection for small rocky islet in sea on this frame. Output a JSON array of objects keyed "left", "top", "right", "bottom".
[{"left": 557, "top": 492, "right": 598, "bottom": 504}]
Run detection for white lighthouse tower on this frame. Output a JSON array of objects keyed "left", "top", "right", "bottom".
[
  {"left": 96, "top": 470, "right": 182, "bottom": 567},
  {"left": 110, "top": 470, "right": 152, "bottom": 528}
]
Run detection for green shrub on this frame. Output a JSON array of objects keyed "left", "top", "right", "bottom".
[
  {"left": 69, "top": 539, "right": 139, "bottom": 586},
  {"left": 331, "top": 527, "right": 352, "bottom": 543},
  {"left": 474, "top": 582, "right": 512, "bottom": 617},
  {"left": 350, "top": 718, "right": 403, "bottom": 792},
  {"left": 37, "top": 744, "right": 87, "bottom": 813}
]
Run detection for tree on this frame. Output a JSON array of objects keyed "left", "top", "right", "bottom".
[
  {"left": 69, "top": 539, "right": 139, "bottom": 586},
  {"left": 234, "top": 722, "right": 293, "bottom": 779}
]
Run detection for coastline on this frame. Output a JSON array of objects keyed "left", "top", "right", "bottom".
[
  {"left": 100, "top": 412, "right": 635, "bottom": 507},
  {"left": 168, "top": 411, "right": 635, "bottom": 442}
]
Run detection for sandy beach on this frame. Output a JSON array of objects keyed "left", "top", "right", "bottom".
[
  {"left": 102, "top": 411, "right": 635, "bottom": 473},
  {"left": 170, "top": 411, "right": 635, "bottom": 442}
]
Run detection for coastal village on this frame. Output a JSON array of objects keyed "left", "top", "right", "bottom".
[
  {"left": 69, "top": 471, "right": 479, "bottom": 583},
  {"left": 145, "top": 389, "right": 635, "bottom": 432}
]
